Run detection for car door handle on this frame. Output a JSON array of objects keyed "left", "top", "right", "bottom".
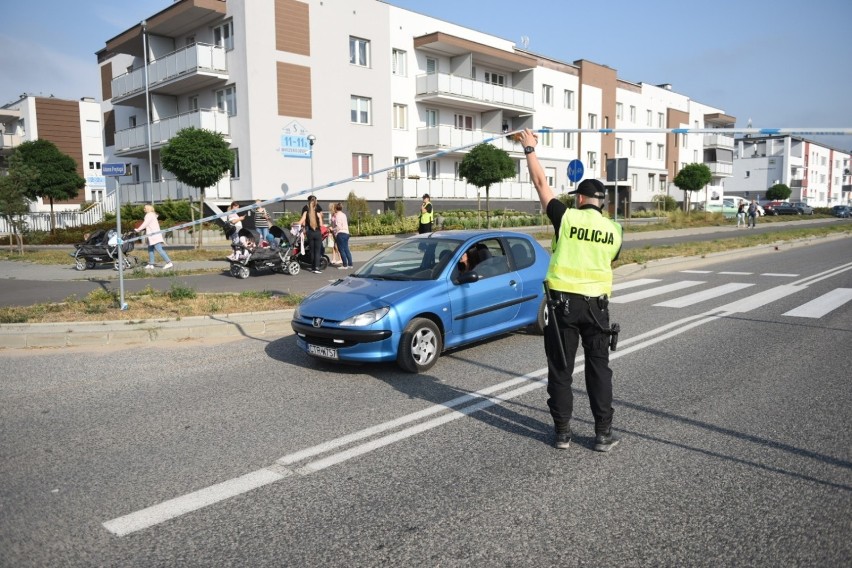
[{"left": 509, "top": 280, "right": 517, "bottom": 286}]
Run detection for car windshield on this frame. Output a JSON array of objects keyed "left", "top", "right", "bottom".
[{"left": 353, "top": 238, "right": 462, "bottom": 281}]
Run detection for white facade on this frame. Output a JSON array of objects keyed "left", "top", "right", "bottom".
[
  {"left": 726, "top": 136, "right": 851, "bottom": 206},
  {"left": 97, "top": 0, "right": 735, "bottom": 214}
]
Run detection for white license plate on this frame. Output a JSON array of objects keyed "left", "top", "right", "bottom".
[{"left": 308, "top": 344, "right": 338, "bottom": 359}]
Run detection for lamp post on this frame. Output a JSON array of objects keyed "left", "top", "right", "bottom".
[
  {"left": 141, "top": 20, "right": 154, "bottom": 204},
  {"left": 307, "top": 134, "right": 316, "bottom": 189}
]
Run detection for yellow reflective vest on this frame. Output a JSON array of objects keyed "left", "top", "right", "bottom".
[
  {"left": 546, "top": 208, "right": 623, "bottom": 297},
  {"left": 420, "top": 203, "right": 433, "bottom": 225}
]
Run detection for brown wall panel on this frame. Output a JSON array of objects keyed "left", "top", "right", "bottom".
[
  {"left": 277, "top": 62, "right": 312, "bottom": 118},
  {"left": 104, "top": 110, "right": 115, "bottom": 147},
  {"left": 276, "top": 0, "right": 310, "bottom": 55},
  {"left": 666, "top": 108, "right": 689, "bottom": 178},
  {"left": 576, "top": 60, "right": 617, "bottom": 177},
  {"left": 100, "top": 63, "right": 113, "bottom": 101},
  {"left": 34, "top": 98, "right": 85, "bottom": 204}
]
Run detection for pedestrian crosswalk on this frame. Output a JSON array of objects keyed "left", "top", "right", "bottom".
[{"left": 611, "top": 271, "right": 852, "bottom": 319}]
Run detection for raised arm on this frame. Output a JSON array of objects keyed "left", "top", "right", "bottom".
[{"left": 519, "top": 128, "right": 555, "bottom": 210}]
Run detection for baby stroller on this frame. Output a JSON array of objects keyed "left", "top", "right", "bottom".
[
  {"left": 70, "top": 229, "right": 138, "bottom": 271},
  {"left": 226, "top": 226, "right": 300, "bottom": 279},
  {"left": 288, "top": 225, "right": 332, "bottom": 271}
]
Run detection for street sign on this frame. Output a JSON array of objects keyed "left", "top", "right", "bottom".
[
  {"left": 102, "top": 163, "right": 127, "bottom": 177},
  {"left": 567, "top": 159, "right": 584, "bottom": 183},
  {"left": 606, "top": 158, "right": 628, "bottom": 182}
]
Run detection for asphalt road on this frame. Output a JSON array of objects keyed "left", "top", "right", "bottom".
[
  {"left": 1, "top": 240, "right": 849, "bottom": 566},
  {"left": 0, "top": 217, "right": 847, "bottom": 308}
]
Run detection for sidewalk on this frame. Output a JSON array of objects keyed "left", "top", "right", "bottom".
[{"left": 1, "top": 220, "right": 844, "bottom": 350}]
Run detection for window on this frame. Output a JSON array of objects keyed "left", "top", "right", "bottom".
[
  {"left": 563, "top": 132, "right": 573, "bottom": 149},
  {"left": 588, "top": 114, "right": 597, "bottom": 129},
  {"left": 541, "top": 127, "right": 553, "bottom": 147},
  {"left": 129, "top": 115, "right": 137, "bottom": 128},
  {"left": 213, "top": 21, "right": 233, "bottom": 50},
  {"left": 484, "top": 72, "right": 505, "bottom": 86},
  {"left": 542, "top": 84, "right": 553, "bottom": 105},
  {"left": 349, "top": 37, "right": 370, "bottom": 67},
  {"left": 352, "top": 153, "right": 372, "bottom": 180},
  {"left": 658, "top": 112, "right": 665, "bottom": 128},
  {"left": 454, "top": 161, "right": 462, "bottom": 180},
  {"left": 563, "top": 89, "right": 574, "bottom": 109},
  {"left": 646, "top": 142, "right": 652, "bottom": 159},
  {"left": 392, "top": 156, "right": 407, "bottom": 178},
  {"left": 351, "top": 96, "right": 371, "bottom": 124},
  {"left": 230, "top": 148, "right": 240, "bottom": 179},
  {"left": 646, "top": 110, "right": 652, "bottom": 126},
  {"left": 507, "top": 237, "right": 535, "bottom": 270},
  {"left": 425, "top": 108, "right": 438, "bottom": 127},
  {"left": 132, "top": 164, "right": 140, "bottom": 183},
  {"left": 393, "top": 103, "right": 407, "bottom": 130},
  {"left": 152, "top": 162, "right": 161, "bottom": 181},
  {"left": 657, "top": 144, "right": 664, "bottom": 160},
  {"left": 454, "top": 114, "right": 473, "bottom": 130},
  {"left": 545, "top": 167, "right": 556, "bottom": 188},
  {"left": 216, "top": 85, "right": 236, "bottom": 116},
  {"left": 391, "top": 49, "right": 406, "bottom": 76},
  {"left": 425, "top": 159, "right": 437, "bottom": 180},
  {"left": 616, "top": 138, "right": 623, "bottom": 155},
  {"left": 616, "top": 103, "right": 623, "bottom": 120},
  {"left": 426, "top": 57, "right": 437, "bottom": 74},
  {"left": 189, "top": 96, "right": 199, "bottom": 111},
  {"left": 629, "top": 140, "right": 635, "bottom": 157},
  {"left": 631, "top": 173, "right": 638, "bottom": 190},
  {"left": 587, "top": 152, "right": 597, "bottom": 170},
  {"left": 629, "top": 105, "right": 636, "bottom": 123},
  {"left": 648, "top": 173, "right": 655, "bottom": 191}
]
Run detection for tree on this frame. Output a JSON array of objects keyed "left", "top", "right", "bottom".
[
  {"left": 0, "top": 152, "right": 37, "bottom": 253},
  {"left": 15, "top": 139, "right": 85, "bottom": 233},
  {"left": 766, "top": 183, "right": 792, "bottom": 201},
  {"left": 673, "top": 163, "right": 712, "bottom": 213},
  {"left": 160, "top": 127, "right": 234, "bottom": 248},
  {"left": 457, "top": 143, "right": 516, "bottom": 228}
]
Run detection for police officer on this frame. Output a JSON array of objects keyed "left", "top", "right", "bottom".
[
  {"left": 520, "top": 128, "right": 623, "bottom": 452},
  {"left": 418, "top": 193, "right": 433, "bottom": 234}
]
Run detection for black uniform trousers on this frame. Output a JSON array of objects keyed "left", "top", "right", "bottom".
[{"left": 544, "top": 291, "right": 614, "bottom": 434}]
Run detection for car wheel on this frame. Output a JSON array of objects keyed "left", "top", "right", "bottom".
[
  {"left": 397, "top": 317, "right": 442, "bottom": 373},
  {"left": 530, "top": 297, "right": 547, "bottom": 335}
]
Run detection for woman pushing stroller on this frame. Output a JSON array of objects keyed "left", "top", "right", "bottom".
[{"left": 134, "top": 204, "right": 173, "bottom": 270}]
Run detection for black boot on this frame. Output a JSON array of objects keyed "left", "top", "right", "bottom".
[{"left": 593, "top": 429, "right": 619, "bottom": 452}]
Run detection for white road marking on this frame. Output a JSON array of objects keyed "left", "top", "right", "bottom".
[
  {"left": 654, "top": 283, "right": 755, "bottom": 308},
  {"left": 761, "top": 273, "right": 798, "bottom": 277},
  {"left": 782, "top": 288, "right": 852, "bottom": 318},
  {"left": 718, "top": 271, "right": 752, "bottom": 275},
  {"left": 716, "top": 284, "right": 805, "bottom": 313},
  {"left": 609, "top": 280, "right": 705, "bottom": 304},
  {"left": 680, "top": 270, "right": 712, "bottom": 274},
  {"left": 612, "top": 278, "right": 662, "bottom": 292}
]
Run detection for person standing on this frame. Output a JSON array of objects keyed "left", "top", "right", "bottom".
[
  {"left": 418, "top": 193, "right": 433, "bottom": 234},
  {"left": 331, "top": 202, "right": 353, "bottom": 269},
  {"left": 134, "top": 204, "right": 173, "bottom": 270},
  {"left": 520, "top": 128, "right": 623, "bottom": 452},
  {"left": 298, "top": 195, "right": 325, "bottom": 273},
  {"left": 254, "top": 199, "right": 271, "bottom": 243},
  {"left": 747, "top": 199, "right": 758, "bottom": 228},
  {"left": 736, "top": 201, "right": 746, "bottom": 228}
]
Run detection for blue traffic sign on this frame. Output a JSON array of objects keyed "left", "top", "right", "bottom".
[
  {"left": 567, "top": 159, "right": 584, "bottom": 183},
  {"left": 102, "top": 163, "right": 127, "bottom": 176}
]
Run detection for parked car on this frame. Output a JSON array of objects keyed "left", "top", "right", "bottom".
[
  {"left": 291, "top": 230, "right": 550, "bottom": 373},
  {"left": 762, "top": 201, "right": 783, "bottom": 216},
  {"left": 831, "top": 205, "right": 851, "bottom": 218},
  {"left": 703, "top": 197, "right": 763, "bottom": 218},
  {"left": 774, "top": 202, "right": 813, "bottom": 215}
]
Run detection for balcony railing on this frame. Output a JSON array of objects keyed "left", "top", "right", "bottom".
[
  {"left": 388, "top": 177, "right": 534, "bottom": 200},
  {"left": 707, "top": 162, "right": 733, "bottom": 176},
  {"left": 703, "top": 133, "right": 734, "bottom": 149},
  {"left": 119, "top": 176, "right": 231, "bottom": 203},
  {"left": 0, "top": 133, "right": 21, "bottom": 151},
  {"left": 114, "top": 108, "right": 230, "bottom": 155},
  {"left": 415, "top": 73, "right": 534, "bottom": 111},
  {"left": 111, "top": 43, "right": 228, "bottom": 101},
  {"left": 416, "top": 126, "right": 520, "bottom": 154}
]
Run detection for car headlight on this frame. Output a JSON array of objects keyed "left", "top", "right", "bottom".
[
  {"left": 339, "top": 306, "right": 390, "bottom": 327},
  {"left": 293, "top": 305, "right": 301, "bottom": 319}
]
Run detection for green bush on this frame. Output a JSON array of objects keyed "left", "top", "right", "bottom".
[{"left": 653, "top": 194, "right": 679, "bottom": 212}]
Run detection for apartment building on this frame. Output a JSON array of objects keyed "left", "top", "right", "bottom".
[
  {"left": 96, "top": 0, "right": 736, "bottom": 216},
  {"left": 0, "top": 95, "right": 105, "bottom": 212},
  {"left": 725, "top": 135, "right": 852, "bottom": 206}
]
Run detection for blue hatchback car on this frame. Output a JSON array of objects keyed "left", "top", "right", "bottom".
[{"left": 291, "top": 230, "right": 550, "bottom": 373}]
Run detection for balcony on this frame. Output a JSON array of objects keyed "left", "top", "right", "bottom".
[
  {"left": 120, "top": 176, "right": 231, "bottom": 203},
  {"left": 111, "top": 43, "right": 228, "bottom": 105},
  {"left": 703, "top": 133, "right": 734, "bottom": 149},
  {"left": 415, "top": 73, "right": 534, "bottom": 114},
  {"left": 416, "top": 126, "right": 522, "bottom": 155},
  {"left": 114, "top": 108, "right": 230, "bottom": 157},
  {"left": 0, "top": 133, "right": 21, "bottom": 153},
  {"left": 388, "top": 177, "right": 534, "bottom": 201},
  {"left": 707, "top": 162, "right": 733, "bottom": 176}
]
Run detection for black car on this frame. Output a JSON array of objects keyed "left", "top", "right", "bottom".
[
  {"left": 774, "top": 202, "right": 812, "bottom": 215},
  {"left": 832, "top": 205, "right": 851, "bottom": 218}
]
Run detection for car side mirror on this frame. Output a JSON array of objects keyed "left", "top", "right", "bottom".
[{"left": 457, "top": 271, "right": 480, "bottom": 284}]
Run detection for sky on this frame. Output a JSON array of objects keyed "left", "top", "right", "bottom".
[{"left": 2, "top": 0, "right": 850, "bottom": 150}]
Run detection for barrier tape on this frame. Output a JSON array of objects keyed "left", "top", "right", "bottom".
[{"left": 117, "top": 126, "right": 852, "bottom": 245}]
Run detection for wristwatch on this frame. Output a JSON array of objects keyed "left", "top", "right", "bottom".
[{"left": 523, "top": 146, "right": 535, "bottom": 155}]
